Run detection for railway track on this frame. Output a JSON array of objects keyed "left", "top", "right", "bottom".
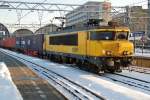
[
  {"left": 104, "top": 73, "right": 150, "bottom": 92},
  {"left": 1, "top": 48, "right": 150, "bottom": 98},
  {"left": 1, "top": 50, "right": 105, "bottom": 100},
  {"left": 124, "top": 66, "right": 150, "bottom": 74}
]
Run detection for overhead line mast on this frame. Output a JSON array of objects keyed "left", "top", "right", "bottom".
[{"left": 147, "top": 0, "right": 150, "bottom": 37}]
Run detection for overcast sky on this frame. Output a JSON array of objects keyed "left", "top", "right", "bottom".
[
  {"left": 0, "top": 0, "right": 148, "bottom": 32},
  {"left": 7, "top": 0, "right": 146, "bottom": 6}
]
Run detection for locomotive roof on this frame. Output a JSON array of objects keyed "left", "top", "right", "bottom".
[{"left": 49, "top": 26, "right": 129, "bottom": 35}]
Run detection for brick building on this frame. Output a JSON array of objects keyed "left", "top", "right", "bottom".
[{"left": 113, "top": 6, "right": 148, "bottom": 33}]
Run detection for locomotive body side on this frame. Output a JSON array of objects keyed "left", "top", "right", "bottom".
[{"left": 44, "top": 26, "right": 134, "bottom": 73}]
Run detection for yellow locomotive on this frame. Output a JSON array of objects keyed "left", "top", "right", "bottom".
[{"left": 43, "top": 25, "right": 134, "bottom": 73}]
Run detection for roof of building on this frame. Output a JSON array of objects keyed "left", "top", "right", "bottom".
[
  {"left": 35, "top": 24, "right": 58, "bottom": 34},
  {"left": 13, "top": 29, "right": 33, "bottom": 36},
  {"left": 0, "top": 23, "right": 9, "bottom": 36}
]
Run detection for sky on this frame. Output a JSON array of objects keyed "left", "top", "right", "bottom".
[
  {"left": 5, "top": 0, "right": 146, "bottom": 6},
  {"left": 0, "top": 0, "right": 148, "bottom": 32}
]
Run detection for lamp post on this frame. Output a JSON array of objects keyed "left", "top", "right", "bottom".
[{"left": 50, "top": 17, "right": 55, "bottom": 32}]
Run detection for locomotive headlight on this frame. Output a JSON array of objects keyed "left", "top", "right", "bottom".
[
  {"left": 123, "top": 51, "right": 128, "bottom": 55},
  {"left": 130, "top": 52, "right": 133, "bottom": 55},
  {"left": 105, "top": 51, "right": 112, "bottom": 56}
]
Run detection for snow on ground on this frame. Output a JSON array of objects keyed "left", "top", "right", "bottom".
[
  {"left": 135, "top": 48, "right": 150, "bottom": 57},
  {"left": 120, "top": 70, "right": 150, "bottom": 82},
  {"left": 1, "top": 48, "right": 150, "bottom": 100},
  {"left": 0, "top": 62, "right": 23, "bottom": 100},
  {"left": 135, "top": 48, "right": 150, "bottom": 53}
]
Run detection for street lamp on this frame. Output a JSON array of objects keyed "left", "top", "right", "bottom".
[{"left": 50, "top": 17, "right": 56, "bottom": 32}]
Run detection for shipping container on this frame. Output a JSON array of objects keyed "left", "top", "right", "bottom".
[
  {"left": 15, "top": 34, "right": 44, "bottom": 56},
  {"left": 3, "top": 37, "right": 16, "bottom": 49},
  {"left": 0, "top": 39, "right": 4, "bottom": 47},
  {"left": 15, "top": 37, "right": 21, "bottom": 49}
]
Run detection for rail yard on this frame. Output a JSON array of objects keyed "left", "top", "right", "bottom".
[
  {"left": 0, "top": 48, "right": 150, "bottom": 99},
  {"left": 0, "top": 0, "right": 150, "bottom": 100}
]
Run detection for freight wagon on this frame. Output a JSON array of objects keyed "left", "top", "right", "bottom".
[
  {"left": 0, "top": 37, "right": 16, "bottom": 49},
  {"left": 15, "top": 34, "right": 44, "bottom": 56}
]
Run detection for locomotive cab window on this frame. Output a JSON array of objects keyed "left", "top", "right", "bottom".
[
  {"left": 90, "top": 31, "right": 114, "bottom": 40},
  {"left": 116, "top": 32, "right": 128, "bottom": 40}
]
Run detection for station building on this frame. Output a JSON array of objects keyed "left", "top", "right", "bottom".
[
  {"left": 35, "top": 24, "right": 58, "bottom": 34},
  {"left": 13, "top": 29, "right": 33, "bottom": 37},
  {"left": 65, "top": 1, "right": 112, "bottom": 27},
  {"left": 0, "top": 23, "right": 9, "bottom": 39}
]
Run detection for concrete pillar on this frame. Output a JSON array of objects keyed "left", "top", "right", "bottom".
[{"left": 125, "top": 6, "right": 130, "bottom": 27}]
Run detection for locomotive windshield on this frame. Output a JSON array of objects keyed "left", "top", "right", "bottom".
[
  {"left": 116, "top": 32, "right": 128, "bottom": 40},
  {"left": 90, "top": 31, "right": 114, "bottom": 40}
]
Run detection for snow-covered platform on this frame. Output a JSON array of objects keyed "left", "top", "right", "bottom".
[
  {"left": 0, "top": 51, "right": 66, "bottom": 100},
  {"left": 135, "top": 48, "right": 150, "bottom": 57},
  {"left": 0, "top": 62, "right": 23, "bottom": 100}
]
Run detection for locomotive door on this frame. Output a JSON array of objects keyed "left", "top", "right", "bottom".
[
  {"left": 86, "top": 31, "right": 93, "bottom": 56},
  {"left": 78, "top": 32, "right": 87, "bottom": 56},
  {"left": 87, "top": 32, "right": 95, "bottom": 56}
]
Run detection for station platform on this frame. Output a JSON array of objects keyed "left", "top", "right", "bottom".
[{"left": 0, "top": 52, "right": 66, "bottom": 100}]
